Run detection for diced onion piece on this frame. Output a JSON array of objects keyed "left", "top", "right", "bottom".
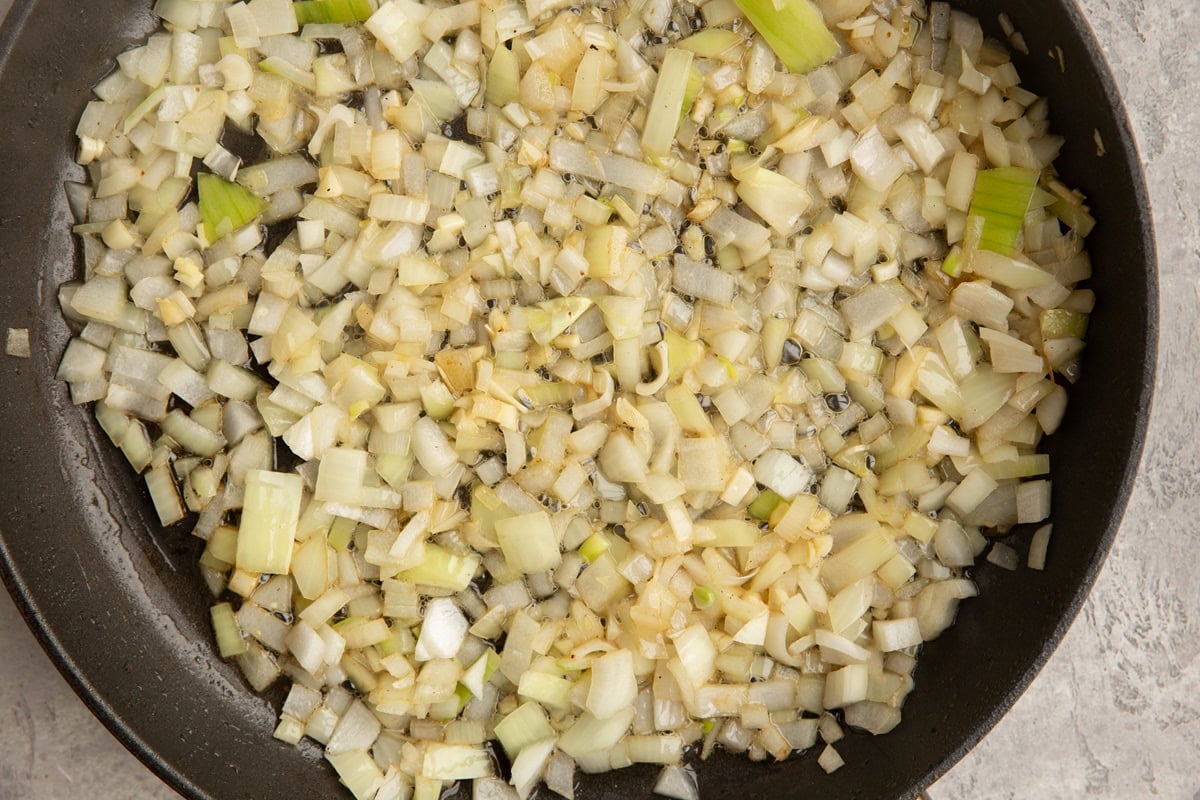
[
  {"left": 872, "top": 618, "right": 922, "bottom": 652},
  {"left": 415, "top": 598, "right": 469, "bottom": 661},
  {"left": 146, "top": 464, "right": 186, "bottom": 526},
  {"left": 557, "top": 707, "right": 637, "bottom": 760},
  {"left": 1028, "top": 524, "right": 1053, "bottom": 570},
  {"left": 236, "top": 469, "right": 303, "bottom": 574},
  {"left": 211, "top": 602, "right": 248, "bottom": 657},
  {"left": 423, "top": 743, "right": 493, "bottom": 781},
  {"left": 326, "top": 751, "right": 385, "bottom": 800},
  {"left": 496, "top": 511, "right": 562, "bottom": 574},
  {"left": 642, "top": 49, "right": 694, "bottom": 157},
  {"left": 653, "top": 765, "right": 699, "bottom": 800},
  {"left": 823, "top": 664, "right": 868, "bottom": 709},
  {"left": 509, "top": 738, "right": 556, "bottom": 800},
  {"left": 586, "top": 649, "right": 638, "bottom": 720}
]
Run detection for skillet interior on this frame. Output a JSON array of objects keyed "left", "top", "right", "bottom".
[{"left": 0, "top": 1, "right": 1156, "bottom": 797}]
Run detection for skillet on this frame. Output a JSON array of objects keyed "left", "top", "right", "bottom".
[{"left": 0, "top": 0, "right": 1156, "bottom": 797}]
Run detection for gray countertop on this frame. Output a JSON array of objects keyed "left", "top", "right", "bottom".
[{"left": 2, "top": 0, "right": 1197, "bottom": 798}]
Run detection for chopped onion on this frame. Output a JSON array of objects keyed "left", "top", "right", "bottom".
[{"left": 57, "top": 0, "right": 1098, "bottom": 794}]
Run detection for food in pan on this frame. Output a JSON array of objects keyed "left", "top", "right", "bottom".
[{"left": 56, "top": 0, "right": 1093, "bottom": 796}]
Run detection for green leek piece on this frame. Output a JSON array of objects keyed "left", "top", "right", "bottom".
[
  {"left": 677, "top": 29, "right": 744, "bottom": 59},
  {"left": 211, "top": 602, "right": 248, "bottom": 658},
  {"left": 397, "top": 543, "right": 480, "bottom": 591},
  {"left": 731, "top": 0, "right": 839, "bottom": 75},
  {"left": 579, "top": 532, "right": 610, "bottom": 563},
  {"left": 198, "top": 172, "right": 268, "bottom": 242},
  {"left": 517, "top": 670, "right": 574, "bottom": 710},
  {"left": 748, "top": 488, "right": 783, "bottom": 520},
  {"left": 522, "top": 381, "right": 572, "bottom": 406},
  {"left": 236, "top": 469, "right": 303, "bottom": 575},
  {"left": 420, "top": 380, "right": 455, "bottom": 420},
  {"left": 642, "top": 48, "right": 695, "bottom": 156},
  {"left": 941, "top": 245, "right": 964, "bottom": 278},
  {"left": 1041, "top": 308, "right": 1089, "bottom": 340},
  {"left": 461, "top": 649, "right": 502, "bottom": 697},
  {"left": 454, "top": 683, "right": 474, "bottom": 709},
  {"left": 328, "top": 515, "right": 357, "bottom": 551},
  {"left": 493, "top": 701, "right": 556, "bottom": 759},
  {"left": 486, "top": 45, "right": 520, "bottom": 107},
  {"left": 695, "top": 519, "right": 759, "bottom": 547},
  {"left": 967, "top": 167, "right": 1041, "bottom": 256},
  {"left": 198, "top": 548, "right": 229, "bottom": 573},
  {"left": 693, "top": 586, "right": 716, "bottom": 609},
  {"left": 293, "top": 0, "right": 374, "bottom": 24},
  {"left": 376, "top": 628, "right": 404, "bottom": 657}
]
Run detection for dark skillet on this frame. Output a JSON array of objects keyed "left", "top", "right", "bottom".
[{"left": 0, "top": 1, "right": 1155, "bottom": 798}]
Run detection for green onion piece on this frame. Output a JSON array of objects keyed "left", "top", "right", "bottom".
[
  {"left": 701, "top": 719, "right": 716, "bottom": 734},
  {"left": 579, "top": 532, "right": 610, "bottom": 562},
  {"left": 1041, "top": 308, "right": 1089, "bottom": 339},
  {"left": 485, "top": 45, "right": 520, "bottom": 107},
  {"left": 522, "top": 381, "right": 572, "bottom": 406},
  {"left": 493, "top": 702, "right": 556, "bottom": 759},
  {"left": 293, "top": 0, "right": 373, "bottom": 24},
  {"left": 942, "top": 245, "right": 964, "bottom": 278},
  {"left": 461, "top": 649, "right": 502, "bottom": 697},
  {"left": 198, "top": 549, "right": 228, "bottom": 573},
  {"left": 517, "top": 670, "right": 574, "bottom": 710},
  {"left": 198, "top": 172, "right": 268, "bottom": 242},
  {"left": 328, "top": 515, "right": 357, "bottom": 551},
  {"left": 676, "top": 29, "right": 744, "bottom": 59},
  {"left": 731, "top": 0, "right": 839, "bottom": 75},
  {"left": 693, "top": 586, "right": 716, "bottom": 609},
  {"left": 420, "top": 380, "right": 456, "bottom": 420},
  {"left": 748, "top": 489, "right": 783, "bottom": 520},
  {"left": 397, "top": 543, "right": 480, "bottom": 591},
  {"left": 641, "top": 48, "right": 694, "bottom": 156},
  {"left": 680, "top": 66, "right": 704, "bottom": 123},
  {"left": 211, "top": 602, "right": 248, "bottom": 658},
  {"left": 376, "top": 628, "right": 404, "bottom": 657},
  {"left": 967, "top": 167, "right": 1040, "bottom": 256}
]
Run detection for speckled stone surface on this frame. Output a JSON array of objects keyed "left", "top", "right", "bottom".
[{"left": 1, "top": 0, "right": 1197, "bottom": 798}]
